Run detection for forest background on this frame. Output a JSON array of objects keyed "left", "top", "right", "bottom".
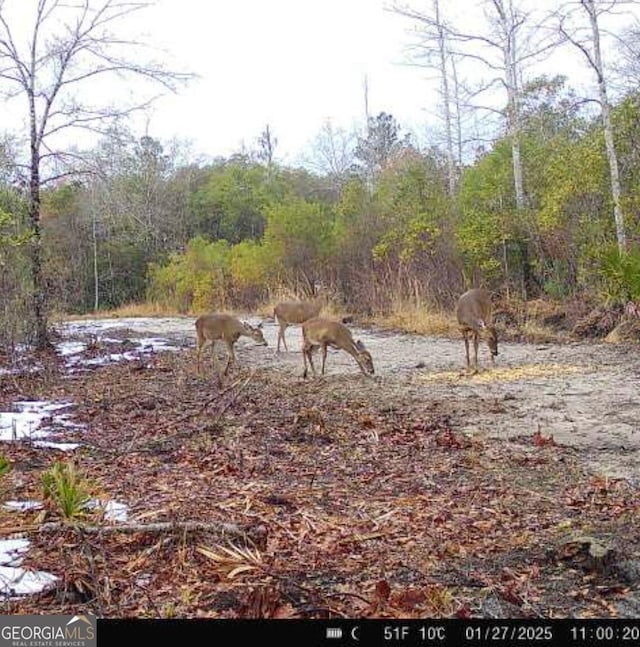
[{"left": 2, "top": 0, "right": 640, "bottom": 351}]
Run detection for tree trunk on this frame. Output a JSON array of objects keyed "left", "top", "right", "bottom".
[
  {"left": 451, "top": 55, "right": 464, "bottom": 171},
  {"left": 92, "top": 210, "right": 99, "bottom": 312},
  {"left": 28, "top": 92, "right": 49, "bottom": 350},
  {"left": 433, "top": 0, "right": 457, "bottom": 196},
  {"left": 503, "top": 2, "right": 525, "bottom": 212},
  {"left": 584, "top": 0, "right": 626, "bottom": 252}
]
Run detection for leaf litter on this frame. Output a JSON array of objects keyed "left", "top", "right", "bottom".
[{"left": 0, "top": 349, "right": 639, "bottom": 618}]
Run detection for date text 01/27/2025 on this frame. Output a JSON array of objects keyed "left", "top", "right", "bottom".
[{"left": 378, "top": 622, "right": 640, "bottom": 645}]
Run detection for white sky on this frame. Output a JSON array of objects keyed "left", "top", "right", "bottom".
[
  {"left": 2, "top": 0, "right": 639, "bottom": 167},
  {"left": 142, "top": 0, "right": 426, "bottom": 163}
]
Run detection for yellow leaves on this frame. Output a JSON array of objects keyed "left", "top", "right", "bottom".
[
  {"left": 197, "top": 542, "right": 263, "bottom": 580},
  {"left": 417, "top": 364, "right": 583, "bottom": 384},
  {"left": 229, "top": 240, "right": 271, "bottom": 289}
]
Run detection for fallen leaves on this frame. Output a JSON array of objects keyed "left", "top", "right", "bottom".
[
  {"left": 2, "top": 353, "right": 639, "bottom": 620},
  {"left": 197, "top": 542, "right": 263, "bottom": 579},
  {"left": 418, "top": 364, "right": 583, "bottom": 384},
  {"left": 533, "top": 429, "right": 557, "bottom": 446}
]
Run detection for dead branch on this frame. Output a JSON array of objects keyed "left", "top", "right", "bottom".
[{"left": 5, "top": 519, "right": 259, "bottom": 541}]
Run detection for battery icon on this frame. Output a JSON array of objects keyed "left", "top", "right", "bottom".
[{"left": 326, "top": 627, "right": 343, "bottom": 639}]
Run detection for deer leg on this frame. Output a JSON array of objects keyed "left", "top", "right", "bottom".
[
  {"left": 277, "top": 321, "right": 289, "bottom": 353},
  {"left": 223, "top": 341, "right": 236, "bottom": 375},
  {"left": 473, "top": 331, "right": 480, "bottom": 372},
  {"left": 207, "top": 341, "right": 222, "bottom": 382},
  {"left": 196, "top": 340, "right": 203, "bottom": 375},
  {"left": 321, "top": 343, "right": 328, "bottom": 375},
  {"left": 463, "top": 331, "right": 470, "bottom": 369},
  {"left": 302, "top": 344, "right": 309, "bottom": 378},
  {"left": 302, "top": 342, "right": 316, "bottom": 378}
]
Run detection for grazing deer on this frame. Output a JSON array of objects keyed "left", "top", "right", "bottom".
[
  {"left": 456, "top": 288, "right": 498, "bottom": 372},
  {"left": 195, "top": 313, "right": 267, "bottom": 376},
  {"left": 301, "top": 317, "right": 374, "bottom": 378},
  {"left": 274, "top": 290, "right": 326, "bottom": 352}
]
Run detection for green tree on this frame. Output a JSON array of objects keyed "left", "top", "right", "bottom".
[
  {"left": 0, "top": 1, "right": 189, "bottom": 348},
  {"left": 191, "top": 161, "right": 270, "bottom": 243},
  {"left": 147, "top": 237, "right": 230, "bottom": 313},
  {"left": 263, "top": 197, "right": 335, "bottom": 292},
  {"left": 373, "top": 149, "right": 458, "bottom": 303},
  {"left": 355, "top": 112, "right": 412, "bottom": 185}
]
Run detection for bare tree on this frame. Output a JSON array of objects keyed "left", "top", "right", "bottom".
[
  {"left": 392, "top": 0, "right": 559, "bottom": 211},
  {"left": 256, "top": 124, "right": 278, "bottom": 166},
  {"left": 392, "top": 0, "right": 460, "bottom": 196},
  {"left": 303, "top": 120, "right": 356, "bottom": 190},
  {"left": 0, "top": 0, "right": 190, "bottom": 348},
  {"left": 559, "top": 0, "right": 628, "bottom": 253},
  {"left": 615, "top": 20, "right": 640, "bottom": 85}
]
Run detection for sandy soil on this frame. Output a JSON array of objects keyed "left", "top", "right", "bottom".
[{"left": 61, "top": 316, "right": 640, "bottom": 483}]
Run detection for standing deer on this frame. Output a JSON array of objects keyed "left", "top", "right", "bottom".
[
  {"left": 456, "top": 288, "right": 498, "bottom": 372},
  {"left": 301, "top": 317, "right": 374, "bottom": 378},
  {"left": 274, "top": 291, "right": 325, "bottom": 352},
  {"left": 195, "top": 313, "right": 267, "bottom": 376}
]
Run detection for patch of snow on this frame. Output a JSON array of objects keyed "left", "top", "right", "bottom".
[
  {"left": 3, "top": 501, "right": 44, "bottom": 512},
  {"left": 0, "top": 539, "right": 30, "bottom": 565},
  {"left": 15, "top": 401, "right": 72, "bottom": 414},
  {"left": 137, "top": 337, "right": 180, "bottom": 352},
  {"left": 0, "top": 538, "right": 57, "bottom": 598},
  {"left": 86, "top": 499, "right": 129, "bottom": 523},
  {"left": 0, "top": 411, "right": 52, "bottom": 441},
  {"left": 0, "top": 400, "right": 76, "bottom": 442},
  {"left": 32, "top": 440, "right": 80, "bottom": 452},
  {"left": 102, "top": 500, "right": 129, "bottom": 523},
  {"left": 55, "top": 341, "right": 86, "bottom": 357},
  {"left": 61, "top": 333, "right": 181, "bottom": 370}
]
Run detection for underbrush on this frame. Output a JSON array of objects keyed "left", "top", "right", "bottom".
[{"left": 52, "top": 293, "right": 637, "bottom": 347}]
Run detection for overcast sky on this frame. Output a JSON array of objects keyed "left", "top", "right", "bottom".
[
  {"left": 141, "top": 0, "right": 426, "bottom": 163},
  {"left": 112, "top": 0, "right": 640, "bottom": 163},
  {"left": 2, "top": 0, "right": 639, "bottom": 167}
]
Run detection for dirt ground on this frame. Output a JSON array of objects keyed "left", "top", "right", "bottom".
[
  {"left": 1, "top": 315, "right": 639, "bottom": 618},
  {"left": 64, "top": 315, "right": 640, "bottom": 483}
]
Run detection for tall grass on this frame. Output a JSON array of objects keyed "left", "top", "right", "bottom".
[
  {"left": 379, "top": 299, "right": 459, "bottom": 336},
  {"left": 42, "top": 461, "right": 90, "bottom": 520}
]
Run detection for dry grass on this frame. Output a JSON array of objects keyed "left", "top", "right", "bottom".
[
  {"left": 256, "top": 292, "right": 348, "bottom": 321},
  {"left": 59, "top": 301, "right": 186, "bottom": 320},
  {"left": 517, "top": 320, "right": 570, "bottom": 344},
  {"left": 379, "top": 301, "right": 459, "bottom": 337},
  {"left": 57, "top": 296, "right": 570, "bottom": 345},
  {"left": 417, "top": 363, "right": 584, "bottom": 384}
]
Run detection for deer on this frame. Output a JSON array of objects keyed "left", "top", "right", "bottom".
[
  {"left": 301, "top": 317, "right": 375, "bottom": 378},
  {"left": 274, "top": 289, "right": 326, "bottom": 352},
  {"left": 456, "top": 288, "right": 498, "bottom": 372},
  {"left": 195, "top": 313, "right": 267, "bottom": 377}
]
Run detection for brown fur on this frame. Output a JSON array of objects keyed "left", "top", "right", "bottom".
[
  {"left": 456, "top": 288, "right": 498, "bottom": 371},
  {"left": 195, "top": 313, "right": 267, "bottom": 376},
  {"left": 301, "top": 317, "right": 374, "bottom": 378}
]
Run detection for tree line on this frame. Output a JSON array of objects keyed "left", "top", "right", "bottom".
[{"left": 1, "top": 0, "right": 640, "bottom": 352}]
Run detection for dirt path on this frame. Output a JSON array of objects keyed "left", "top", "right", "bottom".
[{"left": 62, "top": 316, "right": 640, "bottom": 482}]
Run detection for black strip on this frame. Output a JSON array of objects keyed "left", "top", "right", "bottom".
[{"left": 98, "top": 618, "right": 640, "bottom": 647}]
